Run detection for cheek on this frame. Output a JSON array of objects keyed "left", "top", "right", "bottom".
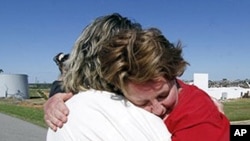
[
  {"left": 142, "top": 106, "right": 152, "bottom": 113},
  {"left": 162, "top": 87, "right": 178, "bottom": 108}
]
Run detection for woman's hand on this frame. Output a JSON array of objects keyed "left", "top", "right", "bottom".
[{"left": 43, "top": 92, "right": 73, "bottom": 131}]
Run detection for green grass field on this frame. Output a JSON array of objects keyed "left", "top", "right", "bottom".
[
  {"left": 0, "top": 88, "right": 47, "bottom": 128},
  {"left": 0, "top": 99, "right": 46, "bottom": 128},
  {"left": 0, "top": 91, "right": 250, "bottom": 128},
  {"left": 223, "top": 98, "right": 250, "bottom": 121}
]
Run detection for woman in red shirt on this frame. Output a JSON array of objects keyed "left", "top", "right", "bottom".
[{"left": 98, "top": 28, "right": 230, "bottom": 141}]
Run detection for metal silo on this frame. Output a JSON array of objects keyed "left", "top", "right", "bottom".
[{"left": 0, "top": 74, "right": 29, "bottom": 99}]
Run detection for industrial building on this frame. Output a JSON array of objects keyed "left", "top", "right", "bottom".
[
  {"left": 0, "top": 74, "right": 29, "bottom": 99},
  {"left": 193, "top": 73, "right": 250, "bottom": 100}
]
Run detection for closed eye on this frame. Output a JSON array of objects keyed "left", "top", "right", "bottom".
[
  {"left": 157, "top": 92, "right": 169, "bottom": 101},
  {"left": 134, "top": 101, "right": 150, "bottom": 108}
]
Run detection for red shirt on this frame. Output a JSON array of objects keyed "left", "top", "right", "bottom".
[{"left": 164, "top": 80, "right": 230, "bottom": 141}]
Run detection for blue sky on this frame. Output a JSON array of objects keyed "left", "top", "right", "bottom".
[{"left": 1, "top": 0, "right": 250, "bottom": 83}]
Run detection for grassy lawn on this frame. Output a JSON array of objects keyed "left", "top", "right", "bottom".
[
  {"left": 223, "top": 98, "right": 250, "bottom": 121},
  {"left": 0, "top": 99, "right": 46, "bottom": 128},
  {"left": 0, "top": 89, "right": 250, "bottom": 128},
  {"left": 0, "top": 88, "right": 47, "bottom": 128}
]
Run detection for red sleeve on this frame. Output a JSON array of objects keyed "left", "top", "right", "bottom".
[{"left": 165, "top": 83, "right": 230, "bottom": 141}]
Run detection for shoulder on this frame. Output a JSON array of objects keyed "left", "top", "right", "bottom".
[
  {"left": 66, "top": 90, "right": 125, "bottom": 107},
  {"left": 177, "top": 79, "right": 211, "bottom": 102},
  {"left": 56, "top": 90, "right": 171, "bottom": 140}
]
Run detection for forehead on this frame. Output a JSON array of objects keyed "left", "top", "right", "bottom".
[{"left": 128, "top": 77, "right": 168, "bottom": 92}]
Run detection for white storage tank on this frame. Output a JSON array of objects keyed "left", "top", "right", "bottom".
[{"left": 0, "top": 74, "right": 29, "bottom": 99}]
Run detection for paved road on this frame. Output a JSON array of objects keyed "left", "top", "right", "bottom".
[
  {"left": 230, "top": 120, "right": 250, "bottom": 125},
  {"left": 0, "top": 113, "right": 47, "bottom": 141}
]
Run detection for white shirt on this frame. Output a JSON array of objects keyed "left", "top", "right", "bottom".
[{"left": 47, "top": 90, "right": 171, "bottom": 141}]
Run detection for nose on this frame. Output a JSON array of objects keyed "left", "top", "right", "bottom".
[{"left": 150, "top": 100, "right": 166, "bottom": 117}]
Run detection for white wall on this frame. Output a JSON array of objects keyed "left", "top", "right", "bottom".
[
  {"left": 207, "top": 87, "right": 248, "bottom": 100},
  {"left": 192, "top": 73, "right": 249, "bottom": 100},
  {"left": 193, "top": 73, "right": 209, "bottom": 92}
]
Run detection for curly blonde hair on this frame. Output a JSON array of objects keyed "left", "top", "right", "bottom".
[
  {"left": 62, "top": 13, "right": 142, "bottom": 93},
  {"left": 99, "top": 28, "right": 189, "bottom": 92}
]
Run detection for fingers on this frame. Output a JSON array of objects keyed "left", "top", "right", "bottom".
[
  {"left": 56, "top": 100, "right": 70, "bottom": 120},
  {"left": 44, "top": 109, "right": 65, "bottom": 130},
  {"left": 44, "top": 115, "right": 59, "bottom": 132},
  {"left": 63, "top": 92, "right": 73, "bottom": 101},
  {"left": 43, "top": 93, "right": 71, "bottom": 131}
]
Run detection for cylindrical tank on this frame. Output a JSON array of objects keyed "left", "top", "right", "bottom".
[{"left": 0, "top": 74, "right": 29, "bottom": 99}]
